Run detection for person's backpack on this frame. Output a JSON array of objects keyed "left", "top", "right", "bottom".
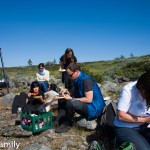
[
  {"left": 49, "top": 84, "right": 61, "bottom": 93},
  {"left": 96, "top": 101, "right": 117, "bottom": 150},
  {"left": 12, "top": 92, "right": 27, "bottom": 114},
  {"left": 100, "top": 101, "right": 116, "bottom": 127}
]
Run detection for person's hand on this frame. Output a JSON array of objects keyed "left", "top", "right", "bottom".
[
  {"left": 35, "top": 78, "right": 37, "bottom": 81},
  {"left": 27, "top": 92, "right": 31, "bottom": 97},
  {"left": 144, "top": 116, "right": 150, "bottom": 123},
  {"left": 64, "top": 94, "right": 72, "bottom": 100},
  {"left": 60, "top": 88, "right": 70, "bottom": 96},
  {"left": 43, "top": 77, "right": 46, "bottom": 81}
]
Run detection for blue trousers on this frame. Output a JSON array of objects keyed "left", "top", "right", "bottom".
[
  {"left": 38, "top": 81, "right": 49, "bottom": 93},
  {"left": 115, "top": 125, "right": 150, "bottom": 150}
]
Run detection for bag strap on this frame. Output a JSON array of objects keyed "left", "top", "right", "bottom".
[{"left": 110, "top": 102, "right": 117, "bottom": 115}]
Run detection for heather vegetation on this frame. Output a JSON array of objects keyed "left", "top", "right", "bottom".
[
  {"left": 0, "top": 54, "right": 150, "bottom": 83},
  {"left": 81, "top": 54, "right": 150, "bottom": 83}
]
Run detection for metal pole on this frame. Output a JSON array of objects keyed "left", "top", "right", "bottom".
[{"left": 0, "top": 48, "right": 9, "bottom": 93}]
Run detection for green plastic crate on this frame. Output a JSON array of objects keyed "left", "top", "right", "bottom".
[{"left": 20, "top": 111, "right": 52, "bottom": 133}]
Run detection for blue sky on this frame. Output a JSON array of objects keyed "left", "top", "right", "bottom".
[{"left": 0, "top": 0, "right": 150, "bottom": 67}]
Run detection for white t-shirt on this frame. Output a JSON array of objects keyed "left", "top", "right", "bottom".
[{"left": 114, "top": 81, "right": 150, "bottom": 128}]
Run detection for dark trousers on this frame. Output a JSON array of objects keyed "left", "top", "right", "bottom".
[
  {"left": 115, "top": 125, "right": 150, "bottom": 150},
  {"left": 56, "top": 99, "right": 88, "bottom": 124},
  {"left": 62, "top": 72, "right": 74, "bottom": 95}
]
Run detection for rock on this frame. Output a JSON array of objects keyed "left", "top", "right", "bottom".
[
  {"left": 104, "top": 96, "right": 111, "bottom": 101},
  {"left": 77, "top": 118, "right": 97, "bottom": 130},
  {"left": 0, "top": 93, "right": 15, "bottom": 106},
  {"left": 0, "top": 125, "right": 32, "bottom": 137},
  {"left": 88, "top": 140, "right": 102, "bottom": 150},
  {"left": 0, "top": 105, "right": 6, "bottom": 110},
  {"left": 38, "top": 136, "right": 48, "bottom": 144},
  {"left": 22, "top": 143, "right": 52, "bottom": 150}
]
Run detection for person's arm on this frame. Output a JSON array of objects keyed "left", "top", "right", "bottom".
[
  {"left": 117, "top": 85, "right": 150, "bottom": 124},
  {"left": 117, "top": 110, "right": 150, "bottom": 124},
  {"left": 64, "top": 78, "right": 94, "bottom": 103},
  {"left": 60, "top": 61, "right": 64, "bottom": 69},
  {"left": 60, "top": 55, "right": 64, "bottom": 69},
  {"left": 36, "top": 73, "right": 45, "bottom": 81},
  {"left": 44, "top": 70, "right": 50, "bottom": 81},
  {"left": 27, "top": 92, "right": 31, "bottom": 97},
  {"left": 68, "top": 91, "right": 93, "bottom": 103},
  {"left": 74, "top": 56, "right": 77, "bottom": 62}
]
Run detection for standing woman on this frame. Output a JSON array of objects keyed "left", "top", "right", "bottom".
[{"left": 59, "top": 48, "right": 77, "bottom": 94}]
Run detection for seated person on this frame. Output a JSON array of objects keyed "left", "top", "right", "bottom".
[
  {"left": 24, "top": 81, "right": 60, "bottom": 113},
  {"left": 35, "top": 63, "right": 50, "bottom": 93},
  {"left": 23, "top": 81, "right": 45, "bottom": 112},
  {"left": 114, "top": 71, "right": 150, "bottom": 150},
  {"left": 55, "top": 62, "right": 105, "bottom": 133}
]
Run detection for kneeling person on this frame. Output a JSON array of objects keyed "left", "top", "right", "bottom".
[{"left": 55, "top": 62, "right": 105, "bottom": 132}]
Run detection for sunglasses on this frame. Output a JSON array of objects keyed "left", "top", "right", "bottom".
[
  {"left": 68, "top": 71, "right": 75, "bottom": 77},
  {"left": 39, "top": 68, "right": 44, "bottom": 70}
]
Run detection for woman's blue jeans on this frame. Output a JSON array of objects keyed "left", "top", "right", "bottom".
[
  {"left": 38, "top": 81, "right": 49, "bottom": 93},
  {"left": 115, "top": 125, "right": 150, "bottom": 150}
]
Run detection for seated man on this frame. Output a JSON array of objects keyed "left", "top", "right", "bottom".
[
  {"left": 55, "top": 62, "right": 106, "bottom": 133},
  {"left": 35, "top": 63, "right": 50, "bottom": 93}
]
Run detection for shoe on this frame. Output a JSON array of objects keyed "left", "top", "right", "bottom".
[
  {"left": 77, "top": 118, "right": 97, "bottom": 130},
  {"left": 55, "top": 124, "right": 71, "bottom": 133}
]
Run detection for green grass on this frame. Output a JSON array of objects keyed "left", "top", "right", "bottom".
[
  {"left": 0, "top": 54, "right": 149, "bottom": 82},
  {"left": 80, "top": 61, "right": 113, "bottom": 75}
]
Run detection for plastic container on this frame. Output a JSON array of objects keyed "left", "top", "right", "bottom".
[{"left": 20, "top": 111, "right": 52, "bottom": 133}]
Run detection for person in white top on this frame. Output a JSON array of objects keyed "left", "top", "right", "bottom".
[
  {"left": 114, "top": 71, "right": 150, "bottom": 150},
  {"left": 35, "top": 63, "right": 50, "bottom": 93}
]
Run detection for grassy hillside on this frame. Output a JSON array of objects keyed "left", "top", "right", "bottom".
[
  {"left": 0, "top": 54, "right": 150, "bottom": 83},
  {"left": 0, "top": 64, "right": 61, "bottom": 79}
]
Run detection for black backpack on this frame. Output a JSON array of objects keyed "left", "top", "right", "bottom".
[
  {"left": 96, "top": 101, "right": 117, "bottom": 150},
  {"left": 49, "top": 84, "right": 61, "bottom": 93}
]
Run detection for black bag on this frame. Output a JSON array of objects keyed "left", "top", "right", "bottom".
[
  {"left": 12, "top": 92, "right": 27, "bottom": 114},
  {"left": 99, "top": 101, "right": 116, "bottom": 127},
  {"left": 96, "top": 101, "right": 117, "bottom": 150},
  {"left": 49, "top": 84, "right": 61, "bottom": 93}
]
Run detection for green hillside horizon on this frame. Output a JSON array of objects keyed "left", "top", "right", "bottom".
[{"left": 0, "top": 54, "right": 150, "bottom": 83}]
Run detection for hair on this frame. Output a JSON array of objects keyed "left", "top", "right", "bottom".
[
  {"left": 67, "top": 62, "right": 81, "bottom": 72},
  {"left": 38, "top": 63, "right": 44, "bottom": 68},
  {"left": 63, "top": 48, "right": 75, "bottom": 64},
  {"left": 30, "top": 81, "right": 41, "bottom": 93},
  {"left": 136, "top": 71, "right": 150, "bottom": 107}
]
